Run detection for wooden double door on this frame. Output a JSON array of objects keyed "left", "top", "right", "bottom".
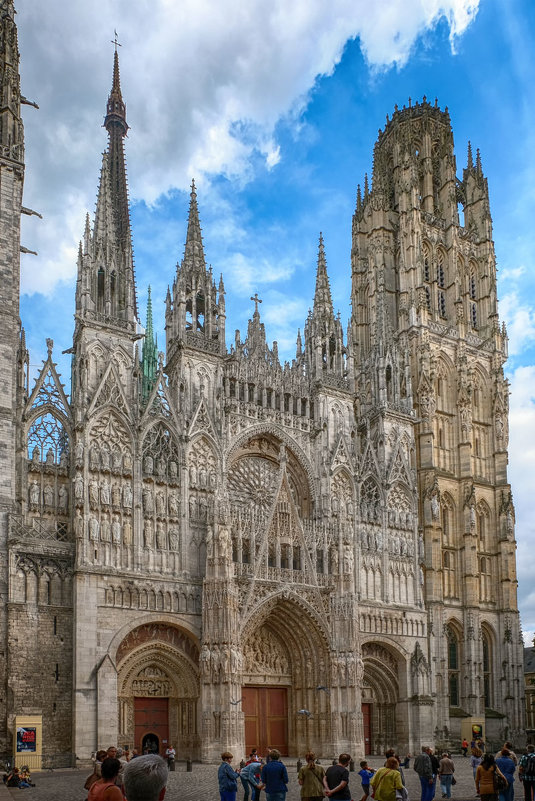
[
  {"left": 243, "top": 686, "right": 288, "bottom": 756},
  {"left": 134, "top": 697, "right": 169, "bottom": 755}
]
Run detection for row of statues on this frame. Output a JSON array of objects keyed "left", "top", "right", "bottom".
[
  {"left": 75, "top": 510, "right": 180, "bottom": 550},
  {"left": 29, "top": 480, "right": 68, "bottom": 511}
]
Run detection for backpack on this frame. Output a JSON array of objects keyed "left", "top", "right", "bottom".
[{"left": 523, "top": 754, "right": 535, "bottom": 776}]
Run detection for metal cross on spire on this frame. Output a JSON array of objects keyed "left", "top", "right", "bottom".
[
  {"left": 111, "top": 29, "right": 122, "bottom": 51},
  {"left": 250, "top": 293, "right": 262, "bottom": 316}
]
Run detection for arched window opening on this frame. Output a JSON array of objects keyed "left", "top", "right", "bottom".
[
  {"left": 424, "top": 257, "right": 430, "bottom": 283},
  {"left": 447, "top": 626, "right": 460, "bottom": 706},
  {"left": 185, "top": 299, "right": 193, "bottom": 331},
  {"left": 97, "top": 268, "right": 105, "bottom": 312},
  {"left": 386, "top": 364, "right": 393, "bottom": 403},
  {"left": 110, "top": 271, "right": 117, "bottom": 313},
  {"left": 482, "top": 633, "right": 492, "bottom": 707},
  {"left": 425, "top": 286, "right": 431, "bottom": 310},
  {"left": 196, "top": 292, "right": 205, "bottom": 332}
]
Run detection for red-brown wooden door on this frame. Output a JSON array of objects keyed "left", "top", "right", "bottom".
[
  {"left": 134, "top": 697, "right": 169, "bottom": 755},
  {"left": 243, "top": 687, "right": 288, "bottom": 756},
  {"left": 362, "top": 703, "right": 372, "bottom": 755}
]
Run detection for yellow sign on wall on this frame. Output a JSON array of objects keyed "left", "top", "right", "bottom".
[{"left": 14, "top": 715, "right": 42, "bottom": 771}]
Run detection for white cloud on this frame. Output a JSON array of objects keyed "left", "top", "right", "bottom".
[
  {"left": 500, "top": 292, "right": 535, "bottom": 357},
  {"left": 17, "top": 0, "right": 479, "bottom": 297},
  {"left": 508, "top": 365, "right": 535, "bottom": 634}
]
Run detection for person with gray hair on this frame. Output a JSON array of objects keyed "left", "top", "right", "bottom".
[{"left": 123, "top": 754, "right": 168, "bottom": 801}]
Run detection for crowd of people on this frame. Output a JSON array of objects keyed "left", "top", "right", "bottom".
[
  {"left": 215, "top": 741, "right": 535, "bottom": 801},
  {"left": 83, "top": 749, "right": 168, "bottom": 801}
]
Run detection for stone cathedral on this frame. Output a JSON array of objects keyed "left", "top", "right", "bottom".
[{"left": 0, "top": 1, "right": 526, "bottom": 765}]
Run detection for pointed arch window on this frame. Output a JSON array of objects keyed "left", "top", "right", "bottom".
[
  {"left": 110, "top": 270, "right": 117, "bottom": 313},
  {"left": 443, "top": 550, "right": 457, "bottom": 598},
  {"left": 447, "top": 625, "right": 461, "bottom": 707},
  {"left": 482, "top": 631, "right": 493, "bottom": 707},
  {"left": 437, "top": 254, "right": 446, "bottom": 317},
  {"left": 97, "top": 268, "right": 105, "bottom": 312}
]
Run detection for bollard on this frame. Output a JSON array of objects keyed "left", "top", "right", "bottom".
[
  {"left": 297, "top": 758, "right": 302, "bottom": 772},
  {"left": 349, "top": 758, "right": 355, "bottom": 772},
  {"left": 169, "top": 758, "right": 175, "bottom": 771},
  {"left": 186, "top": 758, "right": 192, "bottom": 772}
]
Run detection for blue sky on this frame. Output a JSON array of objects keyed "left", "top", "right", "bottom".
[{"left": 16, "top": 0, "right": 535, "bottom": 642}]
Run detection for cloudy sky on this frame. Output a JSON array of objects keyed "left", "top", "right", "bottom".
[{"left": 16, "top": 0, "right": 535, "bottom": 642}]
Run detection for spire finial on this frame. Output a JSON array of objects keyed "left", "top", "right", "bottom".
[
  {"left": 467, "top": 141, "right": 473, "bottom": 169},
  {"left": 475, "top": 147, "right": 482, "bottom": 174},
  {"left": 111, "top": 29, "right": 121, "bottom": 53},
  {"left": 250, "top": 292, "right": 262, "bottom": 317},
  {"left": 182, "top": 179, "right": 207, "bottom": 272}
]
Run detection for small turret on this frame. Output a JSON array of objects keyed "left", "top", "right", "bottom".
[{"left": 141, "top": 286, "right": 157, "bottom": 403}]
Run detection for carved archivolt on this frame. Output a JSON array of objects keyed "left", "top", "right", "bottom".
[
  {"left": 116, "top": 622, "right": 199, "bottom": 665},
  {"left": 118, "top": 644, "right": 198, "bottom": 699}
]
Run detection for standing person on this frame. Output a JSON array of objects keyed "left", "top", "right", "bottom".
[
  {"left": 428, "top": 748, "right": 440, "bottom": 799},
  {"left": 475, "top": 753, "right": 506, "bottom": 801},
  {"left": 219, "top": 751, "right": 241, "bottom": 801},
  {"left": 495, "top": 749, "right": 515, "bottom": 801},
  {"left": 261, "top": 749, "right": 289, "bottom": 801},
  {"left": 358, "top": 760, "right": 375, "bottom": 801},
  {"left": 165, "top": 744, "right": 176, "bottom": 771},
  {"left": 324, "top": 753, "right": 352, "bottom": 800},
  {"left": 240, "top": 759, "right": 264, "bottom": 801},
  {"left": 438, "top": 752, "right": 455, "bottom": 798},
  {"left": 369, "top": 757, "right": 403, "bottom": 801},
  {"left": 123, "top": 753, "right": 168, "bottom": 801},
  {"left": 462, "top": 740, "right": 469, "bottom": 758},
  {"left": 414, "top": 747, "right": 434, "bottom": 801},
  {"left": 298, "top": 751, "right": 325, "bottom": 801},
  {"left": 519, "top": 744, "right": 535, "bottom": 801},
  {"left": 88, "top": 758, "right": 123, "bottom": 801},
  {"left": 495, "top": 743, "right": 518, "bottom": 766},
  {"left": 471, "top": 748, "right": 483, "bottom": 781}
]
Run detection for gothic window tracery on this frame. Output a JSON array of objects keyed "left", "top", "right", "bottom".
[
  {"left": 446, "top": 623, "right": 461, "bottom": 706},
  {"left": 482, "top": 628, "right": 493, "bottom": 707},
  {"left": 27, "top": 412, "right": 70, "bottom": 522},
  {"left": 360, "top": 477, "right": 380, "bottom": 522}
]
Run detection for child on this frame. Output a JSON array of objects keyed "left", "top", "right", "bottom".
[{"left": 359, "top": 760, "right": 375, "bottom": 801}]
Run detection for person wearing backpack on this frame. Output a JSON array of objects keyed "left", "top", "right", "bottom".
[{"left": 519, "top": 745, "right": 535, "bottom": 801}]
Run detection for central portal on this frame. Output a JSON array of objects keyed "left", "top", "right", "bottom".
[{"left": 243, "top": 687, "right": 288, "bottom": 756}]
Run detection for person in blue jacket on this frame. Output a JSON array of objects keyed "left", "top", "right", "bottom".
[
  {"left": 218, "top": 751, "right": 241, "bottom": 801},
  {"left": 261, "top": 749, "right": 289, "bottom": 801}
]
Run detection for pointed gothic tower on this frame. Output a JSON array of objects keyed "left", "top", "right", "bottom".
[
  {"left": 304, "top": 234, "right": 347, "bottom": 382},
  {"left": 351, "top": 98, "right": 523, "bottom": 744},
  {"left": 141, "top": 286, "right": 157, "bottom": 403},
  {"left": 72, "top": 46, "right": 138, "bottom": 407}
]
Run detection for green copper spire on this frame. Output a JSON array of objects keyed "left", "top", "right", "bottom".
[{"left": 141, "top": 285, "right": 157, "bottom": 403}]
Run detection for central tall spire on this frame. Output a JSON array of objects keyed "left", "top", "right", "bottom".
[
  {"left": 103, "top": 47, "right": 131, "bottom": 255},
  {"left": 73, "top": 45, "right": 138, "bottom": 337}
]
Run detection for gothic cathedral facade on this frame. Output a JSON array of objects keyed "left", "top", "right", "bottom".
[{"left": 0, "top": 1, "right": 525, "bottom": 762}]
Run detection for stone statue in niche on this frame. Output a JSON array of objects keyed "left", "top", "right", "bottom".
[
  {"left": 58, "top": 484, "right": 68, "bottom": 511},
  {"left": 142, "top": 487, "right": 154, "bottom": 513},
  {"left": 206, "top": 525, "right": 214, "bottom": 559},
  {"left": 144, "top": 519, "right": 154, "bottom": 549},
  {"left": 155, "top": 491, "right": 165, "bottom": 516},
  {"left": 112, "top": 450, "right": 122, "bottom": 472},
  {"left": 43, "top": 483, "right": 54, "bottom": 507},
  {"left": 168, "top": 493, "right": 179, "bottom": 516},
  {"left": 122, "top": 483, "right": 132, "bottom": 508},
  {"left": 169, "top": 460, "right": 178, "bottom": 478},
  {"left": 169, "top": 528, "right": 179, "bottom": 551},
  {"left": 123, "top": 519, "right": 132, "bottom": 546},
  {"left": 45, "top": 448, "right": 54, "bottom": 466},
  {"left": 100, "top": 516, "right": 111, "bottom": 542},
  {"left": 123, "top": 451, "right": 132, "bottom": 473},
  {"left": 100, "top": 447, "right": 110, "bottom": 471},
  {"left": 89, "top": 479, "right": 99, "bottom": 508},
  {"left": 112, "top": 482, "right": 121, "bottom": 507},
  {"left": 74, "top": 474, "right": 84, "bottom": 502},
  {"left": 31, "top": 445, "right": 40, "bottom": 464},
  {"left": 156, "top": 523, "right": 166, "bottom": 549},
  {"left": 74, "top": 508, "right": 84, "bottom": 538},
  {"left": 155, "top": 457, "right": 165, "bottom": 477},
  {"left": 112, "top": 517, "right": 121, "bottom": 544},
  {"left": 90, "top": 445, "right": 99, "bottom": 471},
  {"left": 143, "top": 455, "right": 153, "bottom": 474},
  {"left": 343, "top": 545, "right": 354, "bottom": 574},
  {"left": 89, "top": 516, "right": 99, "bottom": 541},
  {"left": 29, "top": 480, "right": 40, "bottom": 506},
  {"left": 100, "top": 480, "right": 111, "bottom": 506}
]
